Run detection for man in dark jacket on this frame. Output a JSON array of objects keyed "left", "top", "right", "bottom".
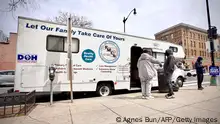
[
  {"left": 164, "top": 49, "right": 175, "bottom": 99},
  {"left": 195, "top": 56, "right": 204, "bottom": 90}
]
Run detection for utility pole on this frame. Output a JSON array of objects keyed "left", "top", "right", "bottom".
[
  {"left": 206, "top": 0, "right": 218, "bottom": 86},
  {"left": 206, "top": 0, "right": 214, "bottom": 66},
  {"left": 67, "top": 15, "right": 74, "bottom": 102}
]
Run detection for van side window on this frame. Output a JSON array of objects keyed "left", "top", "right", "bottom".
[
  {"left": 64, "top": 38, "right": 79, "bottom": 53},
  {"left": 46, "top": 35, "right": 79, "bottom": 53},
  {"left": 169, "top": 46, "right": 178, "bottom": 52},
  {"left": 47, "top": 35, "right": 64, "bottom": 52}
]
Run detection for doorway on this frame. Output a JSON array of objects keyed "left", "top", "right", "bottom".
[{"left": 130, "top": 45, "right": 143, "bottom": 88}]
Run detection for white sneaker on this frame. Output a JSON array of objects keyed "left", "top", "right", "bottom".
[
  {"left": 149, "top": 96, "right": 154, "bottom": 99},
  {"left": 146, "top": 96, "right": 154, "bottom": 99},
  {"left": 142, "top": 96, "right": 146, "bottom": 99}
]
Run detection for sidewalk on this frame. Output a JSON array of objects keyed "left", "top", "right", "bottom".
[{"left": 1, "top": 85, "right": 220, "bottom": 124}]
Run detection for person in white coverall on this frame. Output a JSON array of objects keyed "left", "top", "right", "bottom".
[{"left": 137, "top": 49, "right": 162, "bottom": 99}]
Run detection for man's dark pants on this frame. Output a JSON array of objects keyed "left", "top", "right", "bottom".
[
  {"left": 165, "top": 74, "right": 174, "bottom": 96},
  {"left": 197, "top": 73, "right": 204, "bottom": 88}
]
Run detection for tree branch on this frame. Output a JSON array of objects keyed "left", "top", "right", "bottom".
[
  {"left": 0, "top": 0, "right": 41, "bottom": 12},
  {"left": 48, "top": 11, "right": 93, "bottom": 28}
]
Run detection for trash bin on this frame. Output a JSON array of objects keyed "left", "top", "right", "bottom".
[
  {"left": 157, "top": 69, "right": 169, "bottom": 93},
  {"left": 157, "top": 69, "right": 179, "bottom": 93}
]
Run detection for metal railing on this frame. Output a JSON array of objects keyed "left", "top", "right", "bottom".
[{"left": 0, "top": 90, "right": 36, "bottom": 118}]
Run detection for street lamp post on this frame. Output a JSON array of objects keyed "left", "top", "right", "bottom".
[
  {"left": 206, "top": 0, "right": 218, "bottom": 86},
  {"left": 123, "top": 8, "right": 137, "bottom": 33}
]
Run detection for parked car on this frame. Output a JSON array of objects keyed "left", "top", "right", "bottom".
[
  {"left": 0, "top": 70, "right": 15, "bottom": 86},
  {"left": 184, "top": 69, "right": 197, "bottom": 77}
]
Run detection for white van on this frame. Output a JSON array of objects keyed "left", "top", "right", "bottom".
[{"left": 14, "top": 16, "right": 186, "bottom": 96}]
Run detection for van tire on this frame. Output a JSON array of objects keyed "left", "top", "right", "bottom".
[
  {"left": 96, "top": 83, "right": 112, "bottom": 97},
  {"left": 176, "top": 77, "right": 183, "bottom": 87},
  {"left": 187, "top": 73, "right": 192, "bottom": 77}
]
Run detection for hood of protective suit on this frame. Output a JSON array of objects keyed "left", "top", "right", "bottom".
[
  {"left": 137, "top": 53, "right": 157, "bottom": 80},
  {"left": 139, "top": 53, "right": 151, "bottom": 61},
  {"left": 165, "top": 49, "right": 173, "bottom": 56},
  {"left": 197, "top": 56, "right": 203, "bottom": 62}
]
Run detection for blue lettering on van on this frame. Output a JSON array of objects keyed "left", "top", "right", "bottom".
[
  {"left": 17, "top": 54, "right": 38, "bottom": 63},
  {"left": 25, "top": 22, "right": 125, "bottom": 41}
]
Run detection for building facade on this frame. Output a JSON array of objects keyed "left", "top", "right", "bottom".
[
  {"left": 0, "top": 32, "right": 17, "bottom": 70},
  {"left": 155, "top": 23, "right": 220, "bottom": 70}
]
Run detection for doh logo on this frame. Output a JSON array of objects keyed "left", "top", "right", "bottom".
[
  {"left": 17, "top": 54, "right": 38, "bottom": 63},
  {"left": 99, "top": 40, "right": 120, "bottom": 64}
]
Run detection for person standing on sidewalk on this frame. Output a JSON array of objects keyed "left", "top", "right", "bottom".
[
  {"left": 195, "top": 56, "right": 204, "bottom": 90},
  {"left": 164, "top": 49, "right": 176, "bottom": 99},
  {"left": 137, "top": 49, "right": 162, "bottom": 99}
]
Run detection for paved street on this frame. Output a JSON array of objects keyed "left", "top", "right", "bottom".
[
  {"left": 0, "top": 74, "right": 211, "bottom": 95},
  {"left": 183, "top": 74, "right": 210, "bottom": 87}
]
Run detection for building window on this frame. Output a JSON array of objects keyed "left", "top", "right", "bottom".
[
  {"left": 204, "top": 43, "right": 206, "bottom": 49},
  {"left": 201, "top": 43, "right": 203, "bottom": 49},
  {"left": 190, "top": 32, "right": 192, "bottom": 38},
  {"left": 46, "top": 35, "right": 80, "bottom": 53},
  {"left": 184, "top": 40, "right": 186, "bottom": 46},
  {"left": 204, "top": 52, "right": 206, "bottom": 57},
  {"left": 194, "top": 50, "right": 196, "bottom": 56},
  {"left": 185, "top": 49, "right": 187, "bottom": 55},
  {"left": 191, "top": 41, "right": 193, "bottom": 47},
  {"left": 199, "top": 43, "right": 200, "bottom": 48},
  {"left": 191, "top": 49, "right": 193, "bottom": 56},
  {"left": 200, "top": 51, "right": 201, "bottom": 56},
  {"left": 194, "top": 41, "right": 196, "bottom": 47},
  {"left": 198, "top": 34, "right": 200, "bottom": 40},
  {"left": 193, "top": 33, "right": 195, "bottom": 39}
]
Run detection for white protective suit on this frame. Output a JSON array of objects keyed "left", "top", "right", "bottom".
[{"left": 137, "top": 53, "right": 161, "bottom": 97}]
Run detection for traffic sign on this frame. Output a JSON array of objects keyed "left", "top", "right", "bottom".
[{"left": 209, "top": 66, "right": 219, "bottom": 76}]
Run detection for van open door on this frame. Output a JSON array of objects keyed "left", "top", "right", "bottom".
[
  {"left": 130, "top": 45, "right": 143, "bottom": 88},
  {"left": 130, "top": 46, "right": 154, "bottom": 89}
]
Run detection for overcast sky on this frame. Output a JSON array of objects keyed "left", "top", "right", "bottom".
[{"left": 0, "top": 0, "right": 219, "bottom": 38}]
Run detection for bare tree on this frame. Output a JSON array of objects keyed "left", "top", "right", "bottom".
[
  {"left": 48, "top": 11, "right": 93, "bottom": 28},
  {"left": 0, "top": 0, "right": 42, "bottom": 12},
  {"left": 0, "top": 30, "right": 8, "bottom": 42}
]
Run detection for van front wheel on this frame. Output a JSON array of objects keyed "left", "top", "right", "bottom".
[
  {"left": 96, "top": 83, "right": 112, "bottom": 97},
  {"left": 177, "top": 77, "right": 183, "bottom": 87}
]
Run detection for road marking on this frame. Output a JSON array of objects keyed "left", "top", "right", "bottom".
[
  {"left": 184, "top": 81, "right": 198, "bottom": 83},
  {"left": 183, "top": 81, "right": 210, "bottom": 87}
]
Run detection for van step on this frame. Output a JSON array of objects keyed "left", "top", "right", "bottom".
[{"left": 129, "top": 87, "right": 141, "bottom": 91}]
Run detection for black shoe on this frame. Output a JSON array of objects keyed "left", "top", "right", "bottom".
[
  {"left": 165, "top": 94, "right": 175, "bottom": 99},
  {"left": 198, "top": 87, "right": 204, "bottom": 90}
]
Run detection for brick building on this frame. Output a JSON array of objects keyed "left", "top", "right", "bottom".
[
  {"left": 0, "top": 32, "right": 17, "bottom": 70},
  {"left": 155, "top": 23, "right": 220, "bottom": 70}
]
